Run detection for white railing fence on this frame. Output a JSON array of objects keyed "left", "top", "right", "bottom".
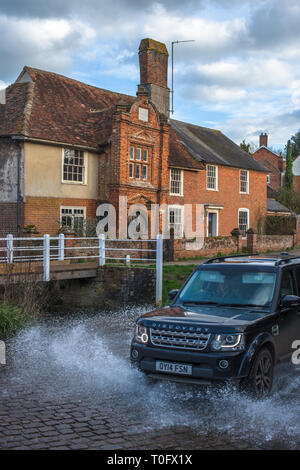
[{"left": 0, "top": 234, "right": 163, "bottom": 304}]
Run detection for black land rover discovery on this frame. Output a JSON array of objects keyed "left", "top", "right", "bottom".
[{"left": 131, "top": 254, "right": 300, "bottom": 397}]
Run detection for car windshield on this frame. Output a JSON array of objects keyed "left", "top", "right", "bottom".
[{"left": 178, "top": 267, "right": 276, "bottom": 308}]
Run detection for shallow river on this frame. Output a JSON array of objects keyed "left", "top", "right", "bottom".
[{"left": 2, "top": 307, "right": 300, "bottom": 449}]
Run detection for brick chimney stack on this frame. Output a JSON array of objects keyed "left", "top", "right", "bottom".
[
  {"left": 259, "top": 133, "right": 268, "bottom": 148},
  {"left": 138, "top": 38, "right": 169, "bottom": 117}
]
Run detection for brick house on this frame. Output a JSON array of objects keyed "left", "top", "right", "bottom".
[
  {"left": 252, "top": 133, "right": 286, "bottom": 191},
  {"left": 0, "top": 38, "right": 267, "bottom": 250}
]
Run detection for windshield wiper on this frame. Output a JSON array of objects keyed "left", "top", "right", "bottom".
[
  {"left": 182, "top": 300, "right": 221, "bottom": 306},
  {"left": 218, "top": 303, "right": 269, "bottom": 308}
]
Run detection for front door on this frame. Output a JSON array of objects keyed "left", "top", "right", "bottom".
[{"left": 208, "top": 212, "right": 217, "bottom": 237}]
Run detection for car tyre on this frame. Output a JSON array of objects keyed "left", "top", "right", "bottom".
[{"left": 241, "top": 347, "right": 274, "bottom": 398}]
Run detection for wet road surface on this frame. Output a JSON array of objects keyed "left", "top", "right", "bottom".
[{"left": 0, "top": 308, "right": 300, "bottom": 450}]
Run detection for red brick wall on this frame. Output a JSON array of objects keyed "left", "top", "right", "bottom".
[
  {"left": 169, "top": 166, "right": 267, "bottom": 236},
  {"left": 294, "top": 175, "right": 300, "bottom": 193},
  {"left": 252, "top": 148, "right": 283, "bottom": 190},
  {"left": 105, "top": 95, "right": 170, "bottom": 232},
  {"left": 139, "top": 49, "right": 168, "bottom": 88},
  {"left": 24, "top": 197, "right": 97, "bottom": 235}
]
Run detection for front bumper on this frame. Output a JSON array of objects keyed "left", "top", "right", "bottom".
[{"left": 131, "top": 341, "right": 246, "bottom": 383}]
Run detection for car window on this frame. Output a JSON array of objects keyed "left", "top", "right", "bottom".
[
  {"left": 280, "top": 270, "right": 296, "bottom": 298},
  {"left": 178, "top": 268, "right": 276, "bottom": 307}
]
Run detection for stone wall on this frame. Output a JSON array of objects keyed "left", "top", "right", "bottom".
[
  {"left": 164, "top": 233, "right": 242, "bottom": 261},
  {"left": 247, "top": 233, "right": 295, "bottom": 253},
  {"left": 166, "top": 229, "right": 298, "bottom": 261},
  {"left": 50, "top": 265, "right": 156, "bottom": 311}
]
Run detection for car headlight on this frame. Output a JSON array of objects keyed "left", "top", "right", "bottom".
[
  {"left": 135, "top": 324, "right": 149, "bottom": 344},
  {"left": 211, "top": 333, "right": 245, "bottom": 351}
]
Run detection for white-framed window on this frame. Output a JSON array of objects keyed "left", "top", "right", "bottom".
[
  {"left": 129, "top": 144, "right": 151, "bottom": 181},
  {"left": 62, "top": 149, "right": 87, "bottom": 184},
  {"left": 143, "top": 165, "right": 148, "bottom": 180},
  {"left": 206, "top": 165, "right": 218, "bottom": 190},
  {"left": 60, "top": 207, "right": 86, "bottom": 235},
  {"left": 238, "top": 208, "right": 250, "bottom": 238},
  {"left": 129, "top": 162, "right": 134, "bottom": 178},
  {"left": 168, "top": 205, "right": 184, "bottom": 237},
  {"left": 267, "top": 174, "right": 270, "bottom": 185},
  {"left": 130, "top": 146, "right": 134, "bottom": 160},
  {"left": 170, "top": 168, "right": 183, "bottom": 196},
  {"left": 240, "top": 170, "right": 249, "bottom": 194},
  {"left": 136, "top": 164, "right": 141, "bottom": 179}
]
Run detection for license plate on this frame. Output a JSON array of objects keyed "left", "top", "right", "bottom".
[{"left": 155, "top": 361, "right": 192, "bottom": 376}]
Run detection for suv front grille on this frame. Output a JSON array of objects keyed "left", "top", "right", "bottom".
[{"left": 150, "top": 327, "right": 210, "bottom": 351}]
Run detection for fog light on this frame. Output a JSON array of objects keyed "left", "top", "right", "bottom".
[
  {"left": 131, "top": 349, "right": 139, "bottom": 360},
  {"left": 219, "top": 360, "right": 229, "bottom": 369}
]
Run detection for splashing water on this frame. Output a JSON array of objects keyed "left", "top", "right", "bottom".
[{"left": 2, "top": 307, "right": 300, "bottom": 448}]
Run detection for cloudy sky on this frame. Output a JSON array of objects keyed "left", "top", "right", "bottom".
[{"left": 1, "top": 0, "right": 300, "bottom": 149}]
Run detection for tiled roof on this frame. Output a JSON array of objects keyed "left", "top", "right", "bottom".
[
  {"left": 170, "top": 119, "right": 268, "bottom": 172},
  {"left": 0, "top": 67, "right": 268, "bottom": 174},
  {"left": 0, "top": 66, "right": 135, "bottom": 148},
  {"left": 267, "top": 199, "right": 292, "bottom": 214},
  {"left": 169, "top": 127, "right": 204, "bottom": 170}
]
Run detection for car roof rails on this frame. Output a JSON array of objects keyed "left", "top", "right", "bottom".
[
  {"left": 203, "top": 253, "right": 261, "bottom": 264},
  {"left": 275, "top": 256, "right": 300, "bottom": 266}
]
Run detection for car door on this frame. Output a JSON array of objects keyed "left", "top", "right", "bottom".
[{"left": 276, "top": 268, "right": 300, "bottom": 360}]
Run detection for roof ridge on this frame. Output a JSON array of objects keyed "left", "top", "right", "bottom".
[
  {"left": 22, "top": 66, "right": 135, "bottom": 101},
  {"left": 253, "top": 145, "right": 282, "bottom": 158},
  {"left": 170, "top": 118, "right": 221, "bottom": 133}
]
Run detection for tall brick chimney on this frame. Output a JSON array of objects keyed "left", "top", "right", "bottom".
[
  {"left": 259, "top": 133, "right": 268, "bottom": 148},
  {"left": 138, "top": 38, "right": 169, "bottom": 117}
]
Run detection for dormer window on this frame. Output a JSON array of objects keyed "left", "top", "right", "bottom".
[{"left": 129, "top": 144, "right": 151, "bottom": 182}]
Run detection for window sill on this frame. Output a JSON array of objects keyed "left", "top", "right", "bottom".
[
  {"left": 62, "top": 181, "right": 88, "bottom": 186},
  {"left": 169, "top": 193, "right": 184, "bottom": 197}
]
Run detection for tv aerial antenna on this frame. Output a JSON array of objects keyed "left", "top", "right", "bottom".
[{"left": 171, "top": 40, "right": 195, "bottom": 114}]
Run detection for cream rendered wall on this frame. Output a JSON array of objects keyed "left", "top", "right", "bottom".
[{"left": 24, "top": 142, "right": 99, "bottom": 199}]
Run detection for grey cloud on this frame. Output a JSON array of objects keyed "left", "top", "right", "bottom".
[
  {"left": 0, "top": 18, "right": 89, "bottom": 82},
  {"left": 0, "top": 0, "right": 204, "bottom": 19},
  {"left": 248, "top": 0, "right": 300, "bottom": 50},
  {"left": 273, "top": 109, "right": 300, "bottom": 126}
]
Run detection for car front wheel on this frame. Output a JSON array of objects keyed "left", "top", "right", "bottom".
[{"left": 241, "top": 347, "right": 274, "bottom": 398}]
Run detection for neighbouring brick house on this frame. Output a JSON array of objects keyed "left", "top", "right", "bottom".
[
  {"left": 252, "top": 133, "right": 286, "bottom": 191},
  {"left": 0, "top": 38, "right": 268, "bottom": 254}
]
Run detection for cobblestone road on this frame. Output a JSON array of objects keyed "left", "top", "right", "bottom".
[{"left": 0, "top": 310, "right": 299, "bottom": 450}]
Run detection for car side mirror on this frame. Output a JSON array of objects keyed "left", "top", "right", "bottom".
[
  {"left": 168, "top": 289, "right": 179, "bottom": 301},
  {"left": 281, "top": 295, "right": 300, "bottom": 309}
]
